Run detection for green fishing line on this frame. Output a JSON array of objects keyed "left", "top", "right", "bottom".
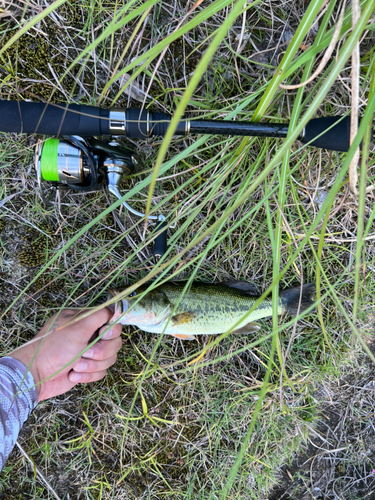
[{"left": 40, "top": 138, "right": 60, "bottom": 181}]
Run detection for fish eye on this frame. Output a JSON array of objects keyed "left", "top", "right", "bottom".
[{"left": 129, "top": 291, "right": 137, "bottom": 297}]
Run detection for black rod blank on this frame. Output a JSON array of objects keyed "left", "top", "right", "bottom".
[
  {"left": 188, "top": 119, "right": 290, "bottom": 139},
  {"left": 0, "top": 100, "right": 360, "bottom": 152}
]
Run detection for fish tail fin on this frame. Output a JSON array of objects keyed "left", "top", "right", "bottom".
[{"left": 280, "top": 283, "right": 316, "bottom": 317}]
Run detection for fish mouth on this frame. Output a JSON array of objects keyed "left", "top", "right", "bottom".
[{"left": 107, "top": 289, "right": 129, "bottom": 318}]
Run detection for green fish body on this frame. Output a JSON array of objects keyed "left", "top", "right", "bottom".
[{"left": 108, "top": 281, "right": 315, "bottom": 340}]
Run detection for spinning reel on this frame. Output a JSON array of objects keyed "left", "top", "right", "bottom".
[{"left": 34, "top": 136, "right": 168, "bottom": 256}]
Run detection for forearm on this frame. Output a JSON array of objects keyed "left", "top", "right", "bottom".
[{"left": 0, "top": 357, "right": 38, "bottom": 471}]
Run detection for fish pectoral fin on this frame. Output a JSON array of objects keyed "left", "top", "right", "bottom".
[
  {"left": 232, "top": 322, "right": 260, "bottom": 334},
  {"left": 171, "top": 312, "right": 195, "bottom": 325},
  {"left": 171, "top": 333, "right": 196, "bottom": 340}
]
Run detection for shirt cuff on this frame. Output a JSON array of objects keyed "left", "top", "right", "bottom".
[{"left": 0, "top": 357, "right": 38, "bottom": 411}]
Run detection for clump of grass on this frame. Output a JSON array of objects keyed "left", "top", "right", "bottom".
[{"left": 0, "top": 0, "right": 374, "bottom": 498}]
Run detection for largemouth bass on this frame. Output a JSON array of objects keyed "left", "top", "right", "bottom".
[{"left": 108, "top": 281, "right": 315, "bottom": 340}]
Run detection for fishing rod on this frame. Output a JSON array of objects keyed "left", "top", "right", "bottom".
[
  {"left": 0, "top": 100, "right": 365, "bottom": 258},
  {"left": 0, "top": 100, "right": 356, "bottom": 152}
]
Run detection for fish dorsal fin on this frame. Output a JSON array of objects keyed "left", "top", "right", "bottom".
[
  {"left": 232, "top": 322, "right": 261, "bottom": 334},
  {"left": 221, "top": 281, "right": 259, "bottom": 296}
]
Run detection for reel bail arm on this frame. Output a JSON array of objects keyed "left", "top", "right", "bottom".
[{"left": 104, "top": 158, "right": 167, "bottom": 257}]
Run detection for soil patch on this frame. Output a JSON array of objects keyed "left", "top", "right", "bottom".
[{"left": 270, "top": 346, "right": 375, "bottom": 500}]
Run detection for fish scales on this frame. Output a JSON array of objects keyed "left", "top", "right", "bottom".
[
  {"left": 107, "top": 281, "right": 317, "bottom": 339},
  {"left": 160, "top": 284, "right": 276, "bottom": 334}
]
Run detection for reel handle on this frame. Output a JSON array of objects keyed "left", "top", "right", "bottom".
[{"left": 152, "top": 219, "right": 168, "bottom": 257}]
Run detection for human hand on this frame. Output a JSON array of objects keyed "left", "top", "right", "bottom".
[{"left": 8, "top": 308, "right": 122, "bottom": 402}]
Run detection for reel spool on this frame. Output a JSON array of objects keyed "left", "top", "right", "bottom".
[
  {"left": 34, "top": 136, "right": 167, "bottom": 256},
  {"left": 35, "top": 136, "right": 132, "bottom": 192},
  {"left": 35, "top": 137, "right": 87, "bottom": 185}
]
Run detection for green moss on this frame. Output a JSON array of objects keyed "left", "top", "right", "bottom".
[
  {"left": 17, "top": 224, "right": 55, "bottom": 268},
  {"left": 95, "top": 212, "right": 117, "bottom": 241},
  {"left": 1, "top": 3, "right": 86, "bottom": 100},
  {"left": 31, "top": 275, "right": 65, "bottom": 307}
]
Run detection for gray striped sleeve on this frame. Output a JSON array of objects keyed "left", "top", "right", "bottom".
[{"left": 0, "top": 357, "right": 38, "bottom": 471}]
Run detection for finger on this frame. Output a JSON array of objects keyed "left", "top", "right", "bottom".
[
  {"left": 69, "top": 369, "right": 107, "bottom": 384},
  {"left": 82, "top": 336, "right": 122, "bottom": 361},
  {"left": 74, "top": 307, "right": 115, "bottom": 337},
  {"left": 73, "top": 354, "right": 118, "bottom": 373},
  {"left": 41, "top": 308, "right": 114, "bottom": 339},
  {"left": 98, "top": 322, "right": 122, "bottom": 340}
]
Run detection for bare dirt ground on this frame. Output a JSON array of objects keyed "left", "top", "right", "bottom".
[{"left": 270, "top": 342, "right": 375, "bottom": 500}]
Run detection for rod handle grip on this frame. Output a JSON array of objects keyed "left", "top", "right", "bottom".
[
  {"left": 152, "top": 220, "right": 168, "bottom": 257},
  {"left": 302, "top": 116, "right": 354, "bottom": 152},
  {"left": 0, "top": 101, "right": 110, "bottom": 136}
]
